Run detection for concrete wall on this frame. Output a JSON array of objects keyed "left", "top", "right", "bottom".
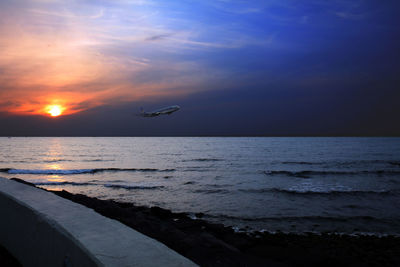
[{"left": 0, "top": 177, "right": 196, "bottom": 267}]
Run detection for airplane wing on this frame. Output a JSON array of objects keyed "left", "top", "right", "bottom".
[{"left": 138, "top": 105, "right": 179, "bottom": 117}]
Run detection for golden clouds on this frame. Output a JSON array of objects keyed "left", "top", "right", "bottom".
[{"left": 0, "top": 11, "right": 148, "bottom": 116}]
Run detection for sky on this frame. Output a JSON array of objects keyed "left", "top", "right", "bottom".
[{"left": 0, "top": 0, "right": 399, "bottom": 136}]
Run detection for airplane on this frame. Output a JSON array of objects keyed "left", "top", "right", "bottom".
[{"left": 139, "top": 105, "right": 180, "bottom": 117}]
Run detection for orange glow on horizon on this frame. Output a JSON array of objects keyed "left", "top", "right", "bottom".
[{"left": 1, "top": 86, "right": 169, "bottom": 117}]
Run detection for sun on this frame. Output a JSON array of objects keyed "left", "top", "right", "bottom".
[{"left": 46, "top": 105, "right": 63, "bottom": 117}]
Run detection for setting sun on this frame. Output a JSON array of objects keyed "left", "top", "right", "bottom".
[{"left": 46, "top": 105, "right": 63, "bottom": 117}]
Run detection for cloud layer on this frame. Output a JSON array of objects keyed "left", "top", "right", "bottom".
[
  {"left": 0, "top": 0, "right": 399, "bottom": 136},
  {"left": 0, "top": 0, "right": 251, "bottom": 115}
]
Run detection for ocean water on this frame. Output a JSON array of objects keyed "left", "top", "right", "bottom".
[{"left": 1, "top": 137, "right": 400, "bottom": 235}]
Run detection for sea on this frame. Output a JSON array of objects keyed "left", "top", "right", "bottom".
[{"left": 1, "top": 137, "right": 400, "bottom": 236}]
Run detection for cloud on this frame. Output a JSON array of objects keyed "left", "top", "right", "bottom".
[
  {"left": 145, "top": 33, "right": 173, "bottom": 42},
  {"left": 201, "top": 0, "right": 370, "bottom": 25},
  {"left": 0, "top": 0, "right": 252, "bottom": 116},
  {"left": 334, "top": 11, "right": 366, "bottom": 20}
]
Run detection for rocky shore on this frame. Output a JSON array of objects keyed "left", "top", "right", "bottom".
[
  {"left": 11, "top": 178, "right": 400, "bottom": 266},
  {"left": 0, "top": 244, "right": 21, "bottom": 267}
]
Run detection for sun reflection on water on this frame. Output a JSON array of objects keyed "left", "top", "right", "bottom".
[
  {"left": 47, "top": 164, "right": 61, "bottom": 170},
  {"left": 47, "top": 175, "right": 65, "bottom": 182}
]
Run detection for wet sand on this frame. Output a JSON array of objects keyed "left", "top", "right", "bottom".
[{"left": 11, "top": 178, "right": 400, "bottom": 266}]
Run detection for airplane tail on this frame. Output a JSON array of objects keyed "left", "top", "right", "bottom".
[{"left": 137, "top": 107, "right": 145, "bottom": 117}]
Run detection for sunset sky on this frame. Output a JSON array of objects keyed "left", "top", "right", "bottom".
[{"left": 0, "top": 0, "right": 399, "bottom": 136}]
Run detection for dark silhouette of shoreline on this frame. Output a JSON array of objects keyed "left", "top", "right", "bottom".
[{"left": 9, "top": 178, "right": 400, "bottom": 266}]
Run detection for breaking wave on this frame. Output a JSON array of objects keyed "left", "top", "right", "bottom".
[
  {"left": 31, "top": 180, "right": 163, "bottom": 190},
  {"left": 0, "top": 168, "right": 175, "bottom": 175}
]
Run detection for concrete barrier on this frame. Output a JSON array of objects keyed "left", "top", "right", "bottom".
[{"left": 0, "top": 177, "right": 196, "bottom": 267}]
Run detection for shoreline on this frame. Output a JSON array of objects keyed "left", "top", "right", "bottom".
[
  {"left": 11, "top": 178, "right": 400, "bottom": 266},
  {"left": 0, "top": 244, "right": 21, "bottom": 267}
]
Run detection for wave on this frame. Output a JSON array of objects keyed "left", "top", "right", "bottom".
[
  {"left": 183, "top": 158, "right": 223, "bottom": 162},
  {"left": 3, "top": 160, "right": 72, "bottom": 163},
  {"left": 33, "top": 181, "right": 92, "bottom": 186},
  {"left": 182, "top": 168, "right": 212, "bottom": 172},
  {"left": 32, "top": 180, "right": 163, "bottom": 190},
  {"left": 104, "top": 184, "right": 164, "bottom": 190},
  {"left": 101, "top": 179, "right": 127, "bottom": 183},
  {"left": 281, "top": 160, "right": 400, "bottom": 167},
  {"left": 193, "top": 189, "right": 230, "bottom": 194},
  {"left": 42, "top": 159, "right": 73, "bottom": 163},
  {"left": 263, "top": 170, "right": 400, "bottom": 178},
  {"left": 90, "top": 168, "right": 175, "bottom": 173},
  {"left": 0, "top": 168, "right": 175, "bottom": 175},
  {"left": 81, "top": 159, "right": 115, "bottom": 162},
  {"left": 205, "top": 213, "right": 382, "bottom": 223},
  {"left": 281, "top": 161, "right": 322, "bottom": 165},
  {"left": 240, "top": 188, "right": 396, "bottom": 196}
]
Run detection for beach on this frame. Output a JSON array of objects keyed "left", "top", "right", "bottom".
[{"left": 10, "top": 178, "right": 399, "bottom": 267}]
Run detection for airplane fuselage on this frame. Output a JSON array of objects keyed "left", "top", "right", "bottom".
[{"left": 141, "top": 105, "right": 180, "bottom": 117}]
